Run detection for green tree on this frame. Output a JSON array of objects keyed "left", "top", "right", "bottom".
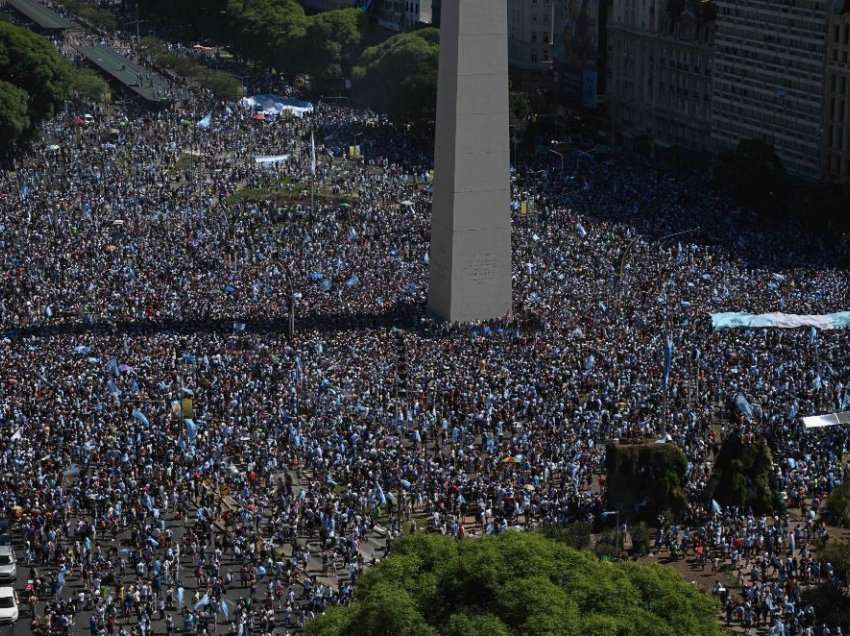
[
  {"left": 802, "top": 582, "right": 850, "bottom": 631},
  {"left": 705, "top": 432, "right": 781, "bottom": 514},
  {"left": 352, "top": 28, "right": 439, "bottom": 121},
  {"left": 136, "top": 0, "right": 229, "bottom": 41},
  {"left": 605, "top": 441, "right": 688, "bottom": 522},
  {"left": 201, "top": 70, "right": 243, "bottom": 101},
  {"left": 302, "top": 8, "right": 364, "bottom": 90},
  {"left": 0, "top": 21, "right": 73, "bottom": 122},
  {"left": 509, "top": 91, "right": 532, "bottom": 150},
  {"left": 225, "top": 0, "right": 308, "bottom": 74},
  {"left": 77, "top": 4, "right": 117, "bottom": 31},
  {"left": 444, "top": 614, "right": 511, "bottom": 636},
  {"left": 306, "top": 532, "right": 726, "bottom": 636},
  {"left": 715, "top": 138, "right": 787, "bottom": 217},
  {"left": 826, "top": 479, "right": 850, "bottom": 527},
  {"left": 0, "top": 80, "right": 30, "bottom": 149},
  {"left": 71, "top": 68, "right": 110, "bottom": 103}
]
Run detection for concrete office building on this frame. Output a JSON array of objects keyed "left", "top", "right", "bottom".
[
  {"left": 429, "top": 0, "right": 512, "bottom": 322},
  {"left": 607, "top": 0, "right": 716, "bottom": 153},
  {"left": 508, "top": 0, "right": 556, "bottom": 70},
  {"left": 823, "top": 4, "right": 850, "bottom": 182},
  {"left": 374, "top": 0, "right": 433, "bottom": 31},
  {"left": 712, "top": 0, "right": 829, "bottom": 179},
  {"left": 299, "top": 0, "right": 358, "bottom": 11}
]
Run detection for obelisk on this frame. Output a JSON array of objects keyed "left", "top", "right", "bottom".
[{"left": 428, "top": 0, "right": 512, "bottom": 322}]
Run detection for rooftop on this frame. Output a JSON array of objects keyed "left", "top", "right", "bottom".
[
  {"left": 77, "top": 44, "right": 173, "bottom": 103},
  {"left": 7, "top": 0, "right": 72, "bottom": 30}
]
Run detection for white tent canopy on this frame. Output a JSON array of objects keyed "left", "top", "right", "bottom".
[{"left": 240, "top": 94, "right": 314, "bottom": 118}]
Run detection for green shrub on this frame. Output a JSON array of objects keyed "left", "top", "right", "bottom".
[
  {"left": 306, "top": 532, "right": 727, "bottom": 636},
  {"left": 705, "top": 433, "right": 781, "bottom": 514},
  {"left": 819, "top": 539, "right": 850, "bottom": 579},
  {"left": 605, "top": 441, "right": 688, "bottom": 522},
  {"left": 630, "top": 522, "right": 652, "bottom": 557},
  {"left": 540, "top": 522, "right": 592, "bottom": 551},
  {"left": 802, "top": 582, "right": 850, "bottom": 629},
  {"left": 827, "top": 479, "right": 850, "bottom": 527}
]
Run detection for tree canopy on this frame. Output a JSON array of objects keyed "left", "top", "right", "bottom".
[
  {"left": 605, "top": 441, "right": 688, "bottom": 521},
  {"left": 705, "top": 432, "right": 781, "bottom": 514},
  {"left": 136, "top": 0, "right": 435, "bottom": 118},
  {"left": 715, "top": 138, "right": 787, "bottom": 217},
  {"left": 352, "top": 28, "right": 439, "bottom": 121},
  {"left": 0, "top": 20, "right": 72, "bottom": 122},
  {"left": 0, "top": 79, "right": 30, "bottom": 152},
  {"left": 306, "top": 532, "right": 726, "bottom": 636},
  {"left": 225, "top": 0, "right": 308, "bottom": 74},
  {"left": 301, "top": 8, "right": 366, "bottom": 90},
  {"left": 0, "top": 21, "right": 108, "bottom": 148}
]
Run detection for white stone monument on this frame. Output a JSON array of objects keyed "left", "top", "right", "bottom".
[{"left": 428, "top": 0, "right": 512, "bottom": 322}]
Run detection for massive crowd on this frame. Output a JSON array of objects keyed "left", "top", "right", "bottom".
[{"left": 1, "top": 22, "right": 850, "bottom": 636}]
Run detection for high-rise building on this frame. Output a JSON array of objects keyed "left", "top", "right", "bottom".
[
  {"left": 508, "top": 0, "right": 609, "bottom": 107},
  {"left": 300, "top": 0, "right": 359, "bottom": 10},
  {"left": 607, "top": 0, "right": 716, "bottom": 153},
  {"left": 823, "top": 4, "right": 850, "bottom": 182},
  {"left": 374, "top": 0, "right": 432, "bottom": 31},
  {"left": 508, "top": 0, "right": 556, "bottom": 71},
  {"left": 711, "top": 0, "right": 829, "bottom": 179}
]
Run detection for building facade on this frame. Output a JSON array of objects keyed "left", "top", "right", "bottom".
[
  {"left": 711, "top": 0, "right": 829, "bottom": 179},
  {"left": 374, "top": 0, "right": 432, "bottom": 31},
  {"left": 823, "top": 5, "right": 850, "bottom": 181},
  {"left": 508, "top": 0, "right": 556, "bottom": 70},
  {"left": 607, "top": 0, "right": 716, "bottom": 153},
  {"left": 299, "top": 0, "right": 359, "bottom": 11}
]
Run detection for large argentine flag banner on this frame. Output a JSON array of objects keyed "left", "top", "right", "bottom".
[{"left": 712, "top": 312, "right": 850, "bottom": 331}]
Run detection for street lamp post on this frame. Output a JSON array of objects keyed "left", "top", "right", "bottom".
[
  {"left": 603, "top": 510, "right": 621, "bottom": 555},
  {"left": 548, "top": 148, "right": 564, "bottom": 171}
]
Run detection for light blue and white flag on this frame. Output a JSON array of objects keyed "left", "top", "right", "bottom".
[
  {"left": 735, "top": 394, "right": 754, "bottom": 419},
  {"left": 662, "top": 335, "right": 673, "bottom": 387},
  {"left": 132, "top": 409, "right": 149, "bottom": 428}
]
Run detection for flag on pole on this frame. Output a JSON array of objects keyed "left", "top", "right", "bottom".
[
  {"left": 185, "top": 419, "right": 198, "bottom": 442},
  {"left": 662, "top": 335, "right": 673, "bottom": 387},
  {"left": 132, "top": 409, "right": 150, "bottom": 428},
  {"left": 193, "top": 593, "right": 210, "bottom": 610},
  {"left": 735, "top": 394, "right": 754, "bottom": 418},
  {"left": 310, "top": 131, "right": 316, "bottom": 176}
]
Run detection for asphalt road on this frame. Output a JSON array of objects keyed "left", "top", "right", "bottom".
[{"left": 0, "top": 469, "right": 389, "bottom": 635}]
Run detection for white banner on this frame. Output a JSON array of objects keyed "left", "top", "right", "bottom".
[
  {"left": 802, "top": 412, "right": 850, "bottom": 429},
  {"left": 712, "top": 312, "right": 850, "bottom": 331}
]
